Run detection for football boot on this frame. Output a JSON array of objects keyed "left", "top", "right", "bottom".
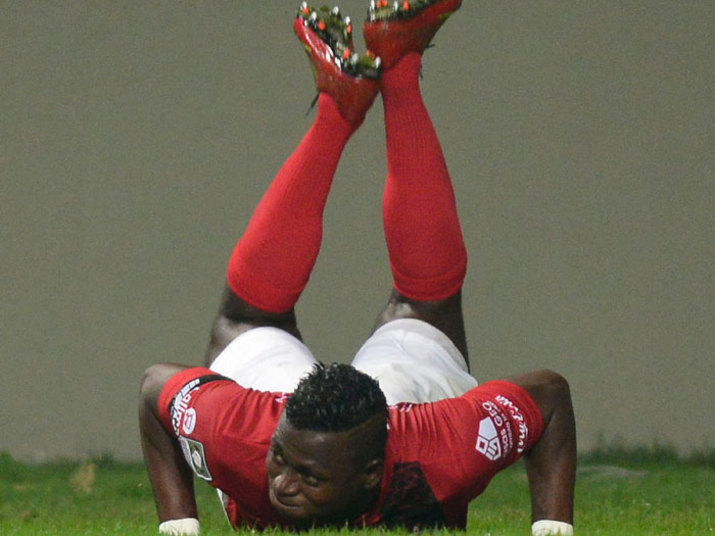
[
  {"left": 294, "top": 2, "right": 382, "bottom": 125},
  {"left": 363, "top": 0, "right": 462, "bottom": 70}
]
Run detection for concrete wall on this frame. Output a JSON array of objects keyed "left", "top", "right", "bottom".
[{"left": 2, "top": 1, "right": 712, "bottom": 461}]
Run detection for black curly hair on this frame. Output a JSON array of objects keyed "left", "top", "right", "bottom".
[{"left": 285, "top": 363, "right": 388, "bottom": 461}]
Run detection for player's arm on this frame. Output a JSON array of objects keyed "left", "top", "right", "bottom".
[
  {"left": 507, "top": 369, "right": 576, "bottom": 535},
  {"left": 139, "top": 363, "right": 200, "bottom": 534}
]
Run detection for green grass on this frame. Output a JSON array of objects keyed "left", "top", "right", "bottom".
[{"left": 0, "top": 449, "right": 712, "bottom": 535}]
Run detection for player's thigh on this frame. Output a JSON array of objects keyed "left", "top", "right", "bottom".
[
  {"left": 209, "top": 326, "right": 318, "bottom": 393},
  {"left": 352, "top": 317, "right": 476, "bottom": 404},
  {"left": 373, "top": 289, "right": 468, "bottom": 362},
  {"left": 204, "top": 286, "right": 302, "bottom": 365}
]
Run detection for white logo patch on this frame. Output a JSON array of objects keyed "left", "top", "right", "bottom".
[
  {"left": 495, "top": 395, "right": 529, "bottom": 454},
  {"left": 475, "top": 417, "right": 502, "bottom": 461},
  {"left": 179, "top": 437, "right": 212, "bottom": 481},
  {"left": 182, "top": 408, "right": 196, "bottom": 435},
  {"left": 192, "top": 449, "right": 203, "bottom": 469},
  {"left": 170, "top": 378, "right": 201, "bottom": 436}
]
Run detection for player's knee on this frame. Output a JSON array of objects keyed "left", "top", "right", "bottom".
[
  {"left": 538, "top": 370, "right": 576, "bottom": 436},
  {"left": 139, "top": 364, "right": 170, "bottom": 401},
  {"left": 526, "top": 369, "right": 573, "bottom": 421},
  {"left": 541, "top": 369, "right": 572, "bottom": 402},
  {"left": 139, "top": 364, "right": 156, "bottom": 393}
]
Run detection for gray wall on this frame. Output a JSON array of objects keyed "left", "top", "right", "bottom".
[{"left": 2, "top": 1, "right": 712, "bottom": 461}]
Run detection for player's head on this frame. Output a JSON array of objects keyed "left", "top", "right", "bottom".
[{"left": 266, "top": 363, "right": 388, "bottom": 526}]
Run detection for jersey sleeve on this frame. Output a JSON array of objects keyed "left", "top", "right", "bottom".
[
  {"left": 464, "top": 380, "right": 544, "bottom": 465},
  {"left": 397, "top": 379, "right": 544, "bottom": 508},
  {"left": 155, "top": 367, "right": 285, "bottom": 501},
  {"left": 157, "top": 367, "right": 230, "bottom": 436}
]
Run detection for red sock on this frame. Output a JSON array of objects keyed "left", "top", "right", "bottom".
[
  {"left": 381, "top": 53, "right": 467, "bottom": 301},
  {"left": 226, "top": 94, "right": 356, "bottom": 312}
]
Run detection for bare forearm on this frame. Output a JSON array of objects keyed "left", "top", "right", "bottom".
[
  {"left": 509, "top": 370, "right": 576, "bottom": 524},
  {"left": 140, "top": 407, "right": 198, "bottom": 521},
  {"left": 524, "top": 416, "right": 576, "bottom": 522},
  {"left": 139, "top": 364, "right": 198, "bottom": 522},
  {"left": 525, "top": 376, "right": 576, "bottom": 523}
]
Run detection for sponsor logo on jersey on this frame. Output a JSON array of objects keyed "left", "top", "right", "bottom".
[
  {"left": 480, "top": 400, "right": 513, "bottom": 457},
  {"left": 170, "top": 378, "right": 201, "bottom": 436},
  {"left": 179, "top": 437, "right": 212, "bottom": 481},
  {"left": 182, "top": 407, "right": 196, "bottom": 435},
  {"left": 168, "top": 374, "right": 225, "bottom": 437},
  {"left": 494, "top": 395, "right": 529, "bottom": 454},
  {"left": 475, "top": 396, "right": 530, "bottom": 460},
  {"left": 475, "top": 417, "right": 502, "bottom": 461}
]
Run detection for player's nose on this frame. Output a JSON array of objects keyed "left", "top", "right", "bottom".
[{"left": 272, "top": 468, "right": 300, "bottom": 495}]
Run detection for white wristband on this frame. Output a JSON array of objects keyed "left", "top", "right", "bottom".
[
  {"left": 532, "top": 519, "right": 574, "bottom": 535},
  {"left": 158, "top": 518, "right": 200, "bottom": 535}
]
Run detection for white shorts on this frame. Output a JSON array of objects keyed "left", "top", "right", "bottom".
[{"left": 208, "top": 318, "right": 477, "bottom": 405}]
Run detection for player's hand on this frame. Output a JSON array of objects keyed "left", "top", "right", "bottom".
[{"left": 158, "top": 517, "right": 200, "bottom": 535}]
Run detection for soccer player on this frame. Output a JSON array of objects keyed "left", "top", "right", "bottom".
[{"left": 139, "top": 2, "right": 576, "bottom": 535}]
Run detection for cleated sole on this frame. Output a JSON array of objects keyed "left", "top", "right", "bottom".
[
  {"left": 297, "top": 2, "right": 382, "bottom": 80},
  {"left": 363, "top": 0, "right": 462, "bottom": 69},
  {"left": 294, "top": 2, "right": 381, "bottom": 125}
]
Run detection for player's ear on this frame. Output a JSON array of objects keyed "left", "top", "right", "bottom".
[{"left": 361, "top": 458, "right": 384, "bottom": 490}]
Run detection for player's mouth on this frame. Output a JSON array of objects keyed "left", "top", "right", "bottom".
[{"left": 269, "top": 486, "right": 304, "bottom": 516}]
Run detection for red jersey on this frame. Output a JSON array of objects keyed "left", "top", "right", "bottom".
[{"left": 158, "top": 367, "right": 542, "bottom": 529}]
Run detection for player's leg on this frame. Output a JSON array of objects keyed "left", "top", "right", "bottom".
[
  {"left": 205, "top": 5, "right": 380, "bottom": 364},
  {"left": 366, "top": 1, "right": 469, "bottom": 360}
]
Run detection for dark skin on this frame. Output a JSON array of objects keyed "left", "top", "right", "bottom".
[
  {"left": 266, "top": 413, "right": 384, "bottom": 525},
  {"left": 139, "top": 285, "right": 576, "bottom": 527}
]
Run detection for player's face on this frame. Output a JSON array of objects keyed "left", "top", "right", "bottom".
[{"left": 266, "top": 415, "right": 381, "bottom": 526}]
